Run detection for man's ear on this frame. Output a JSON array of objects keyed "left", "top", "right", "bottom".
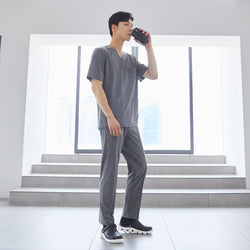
[{"left": 111, "top": 24, "right": 118, "bottom": 35}]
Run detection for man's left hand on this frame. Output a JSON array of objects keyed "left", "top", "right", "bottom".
[{"left": 134, "top": 28, "right": 152, "bottom": 48}]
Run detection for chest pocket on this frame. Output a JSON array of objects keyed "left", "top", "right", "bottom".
[{"left": 121, "top": 66, "right": 137, "bottom": 91}]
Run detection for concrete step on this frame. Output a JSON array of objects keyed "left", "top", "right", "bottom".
[
  {"left": 9, "top": 188, "right": 250, "bottom": 207},
  {"left": 21, "top": 174, "right": 246, "bottom": 189},
  {"left": 42, "top": 154, "right": 226, "bottom": 164},
  {"left": 32, "top": 163, "right": 236, "bottom": 175}
]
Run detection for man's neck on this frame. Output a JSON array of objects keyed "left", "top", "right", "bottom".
[{"left": 109, "top": 37, "right": 125, "bottom": 57}]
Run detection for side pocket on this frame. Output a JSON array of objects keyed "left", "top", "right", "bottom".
[
  {"left": 134, "top": 98, "right": 139, "bottom": 122},
  {"left": 109, "top": 98, "right": 121, "bottom": 122}
]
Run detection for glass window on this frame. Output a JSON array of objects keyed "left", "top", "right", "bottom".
[
  {"left": 45, "top": 46, "right": 77, "bottom": 153},
  {"left": 44, "top": 42, "right": 224, "bottom": 155},
  {"left": 192, "top": 47, "right": 223, "bottom": 154},
  {"left": 76, "top": 45, "right": 192, "bottom": 152},
  {"left": 138, "top": 46, "right": 191, "bottom": 151}
]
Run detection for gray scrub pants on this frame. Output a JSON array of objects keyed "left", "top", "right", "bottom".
[{"left": 99, "top": 126, "right": 147, "bottom": 226}]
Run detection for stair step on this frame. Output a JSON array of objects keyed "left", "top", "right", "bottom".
[
  {"left": 32, "top": 163, "right": 236, "bottom": 175},
  {"left": 10, "top": 188, "right": 250, "bottom": 207},
  {"left": 21, "top": 174, "right": 246, "bottom": 189},
  {"left": 11, "top": 154, "right": 249, "bottom": 207},
  {"left": 42, "top": 154, "right": 226, "bottom": 164}
]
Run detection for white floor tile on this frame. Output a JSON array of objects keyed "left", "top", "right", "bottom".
[
  {"left": 0, "top": 212, "right": 49, "bottom": 229},
  {"left": 161, "top": 208, "right": 231, "bottom": 230},
  {"left": 0, "top": 206, "right": 53, "bottom": 215},
  {"left": 0, "top": 228, "right": 26, "bottom": 248},
  {"left": 213, "top": 208, "right": 250, "bottom": 241},
  {"left": 30, "top": 208, "right": 99, "bottom": 230},
  {"left": 1, "top": 202, "right": 250, "bottom": 250},
  {"left": 169, "top": 227, "right": 250, "bottom": 250},
  {"left": 2, "top": 228, "right": 96, "bottom": 249},
  {"left": 214, "top": 208, "right": 250, "bottom": 230}
]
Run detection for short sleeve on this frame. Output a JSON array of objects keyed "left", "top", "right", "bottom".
[
  {"left": 136, "top": 59, "right": 148, "bottom": 82},
  {"left": 87, "top": 48, "right": 106, "bottom": 82}
]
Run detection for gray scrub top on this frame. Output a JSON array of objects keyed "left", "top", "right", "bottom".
[{"left": 87, "top": 45, "right": 148, "bottom": 129}]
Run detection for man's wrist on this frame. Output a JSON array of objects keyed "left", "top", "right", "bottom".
[
  {"left": 146, "top": 43, "right": 153, "bottom": 48},
  {"left": 145, "top": 44, "right": 153, "bottom": 51},
  {"left": 106, "top": 113, "right": 115, "bottom": 120}
]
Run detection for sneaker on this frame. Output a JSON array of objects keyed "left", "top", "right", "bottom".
[
  {"left": 118, "top": 217, "right": 153, "bottom": 235},
  {"left": 100, "top": 224, "right": 124, "bottom": 244}
]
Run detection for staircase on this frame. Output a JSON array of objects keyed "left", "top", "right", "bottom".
[{"left": 10, "top": 154, "right": 250, "bottom": 207}]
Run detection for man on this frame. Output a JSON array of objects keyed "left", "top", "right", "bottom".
[{"left": 87, "top": 11, "right": 158, "bottom": 244}]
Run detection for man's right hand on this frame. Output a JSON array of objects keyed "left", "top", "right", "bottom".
[
  {"left": 91, "top": 79, "right": 121, "bottom": 137},
  {"left": 107, "top": 116, "right": 121, "bottom": 137}
]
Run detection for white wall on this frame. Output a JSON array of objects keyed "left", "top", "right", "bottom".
[
  {"left": 220, "top": 46, "right": 246, "bottom": 176},
  {"left": 22, "top": 44, "right": 50, "bottom": 175},
  {"left": 0, "top": 0, "right": 250, "bottom": 197}
]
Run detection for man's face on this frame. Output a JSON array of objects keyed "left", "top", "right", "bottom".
[{"left": 113, "top": 19, "right": 133, "bottom": 41}]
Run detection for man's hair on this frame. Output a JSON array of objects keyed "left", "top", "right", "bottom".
[{"left": 108, "top": 11, "right": 134, "bottom": 37}]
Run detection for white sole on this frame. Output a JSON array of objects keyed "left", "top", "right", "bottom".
[
  {"left": 100, "top": 232, "right": 124, "bottom": 244},
  {"left": 118, "top": 225, "right": 152, "bottom": 235}
]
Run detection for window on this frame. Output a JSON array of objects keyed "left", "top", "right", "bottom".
[
  {"left": 45, "top": 46, "right": 77, "bottom": 153},
  {"left": 75, "top": 45, "right": 193, "bottom": 153},
  {"left": 137, "top": 46, "right": 192, "bottom": 152},
  {"left": 192, "top": 47, "right": 223, "bottom": 154},
  {"left": 43, "top": 35, "right": 231, "bottom": 155}
]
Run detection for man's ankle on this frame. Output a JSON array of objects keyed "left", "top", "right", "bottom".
[
  {"left": 120, "top": 216, "right": 136, "bottom": 226},
  {"left": 102, "top": 224, "right": 114, "bottom": 230}
]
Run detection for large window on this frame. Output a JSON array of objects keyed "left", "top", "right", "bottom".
[
  {"left": 44, "top": 36, "right": 227, "bottom": 155},
  {"left": 74, "top": 45, "right": 193, "bottom": 153}
]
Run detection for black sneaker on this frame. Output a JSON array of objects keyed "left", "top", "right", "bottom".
[
  {"left": 118, "top": 217, "right": 153, "bottom": 235},
  {"left": 100, "top": 224, "right": 124, "bottom": 244}
]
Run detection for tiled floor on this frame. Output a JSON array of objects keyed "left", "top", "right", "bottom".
[{"left": 0, "top": 199, "right": 250, "bottom": 250}]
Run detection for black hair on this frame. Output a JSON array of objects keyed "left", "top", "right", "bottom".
[{"left": 108, "top": 11, "right": 134, "bottom": 37}]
